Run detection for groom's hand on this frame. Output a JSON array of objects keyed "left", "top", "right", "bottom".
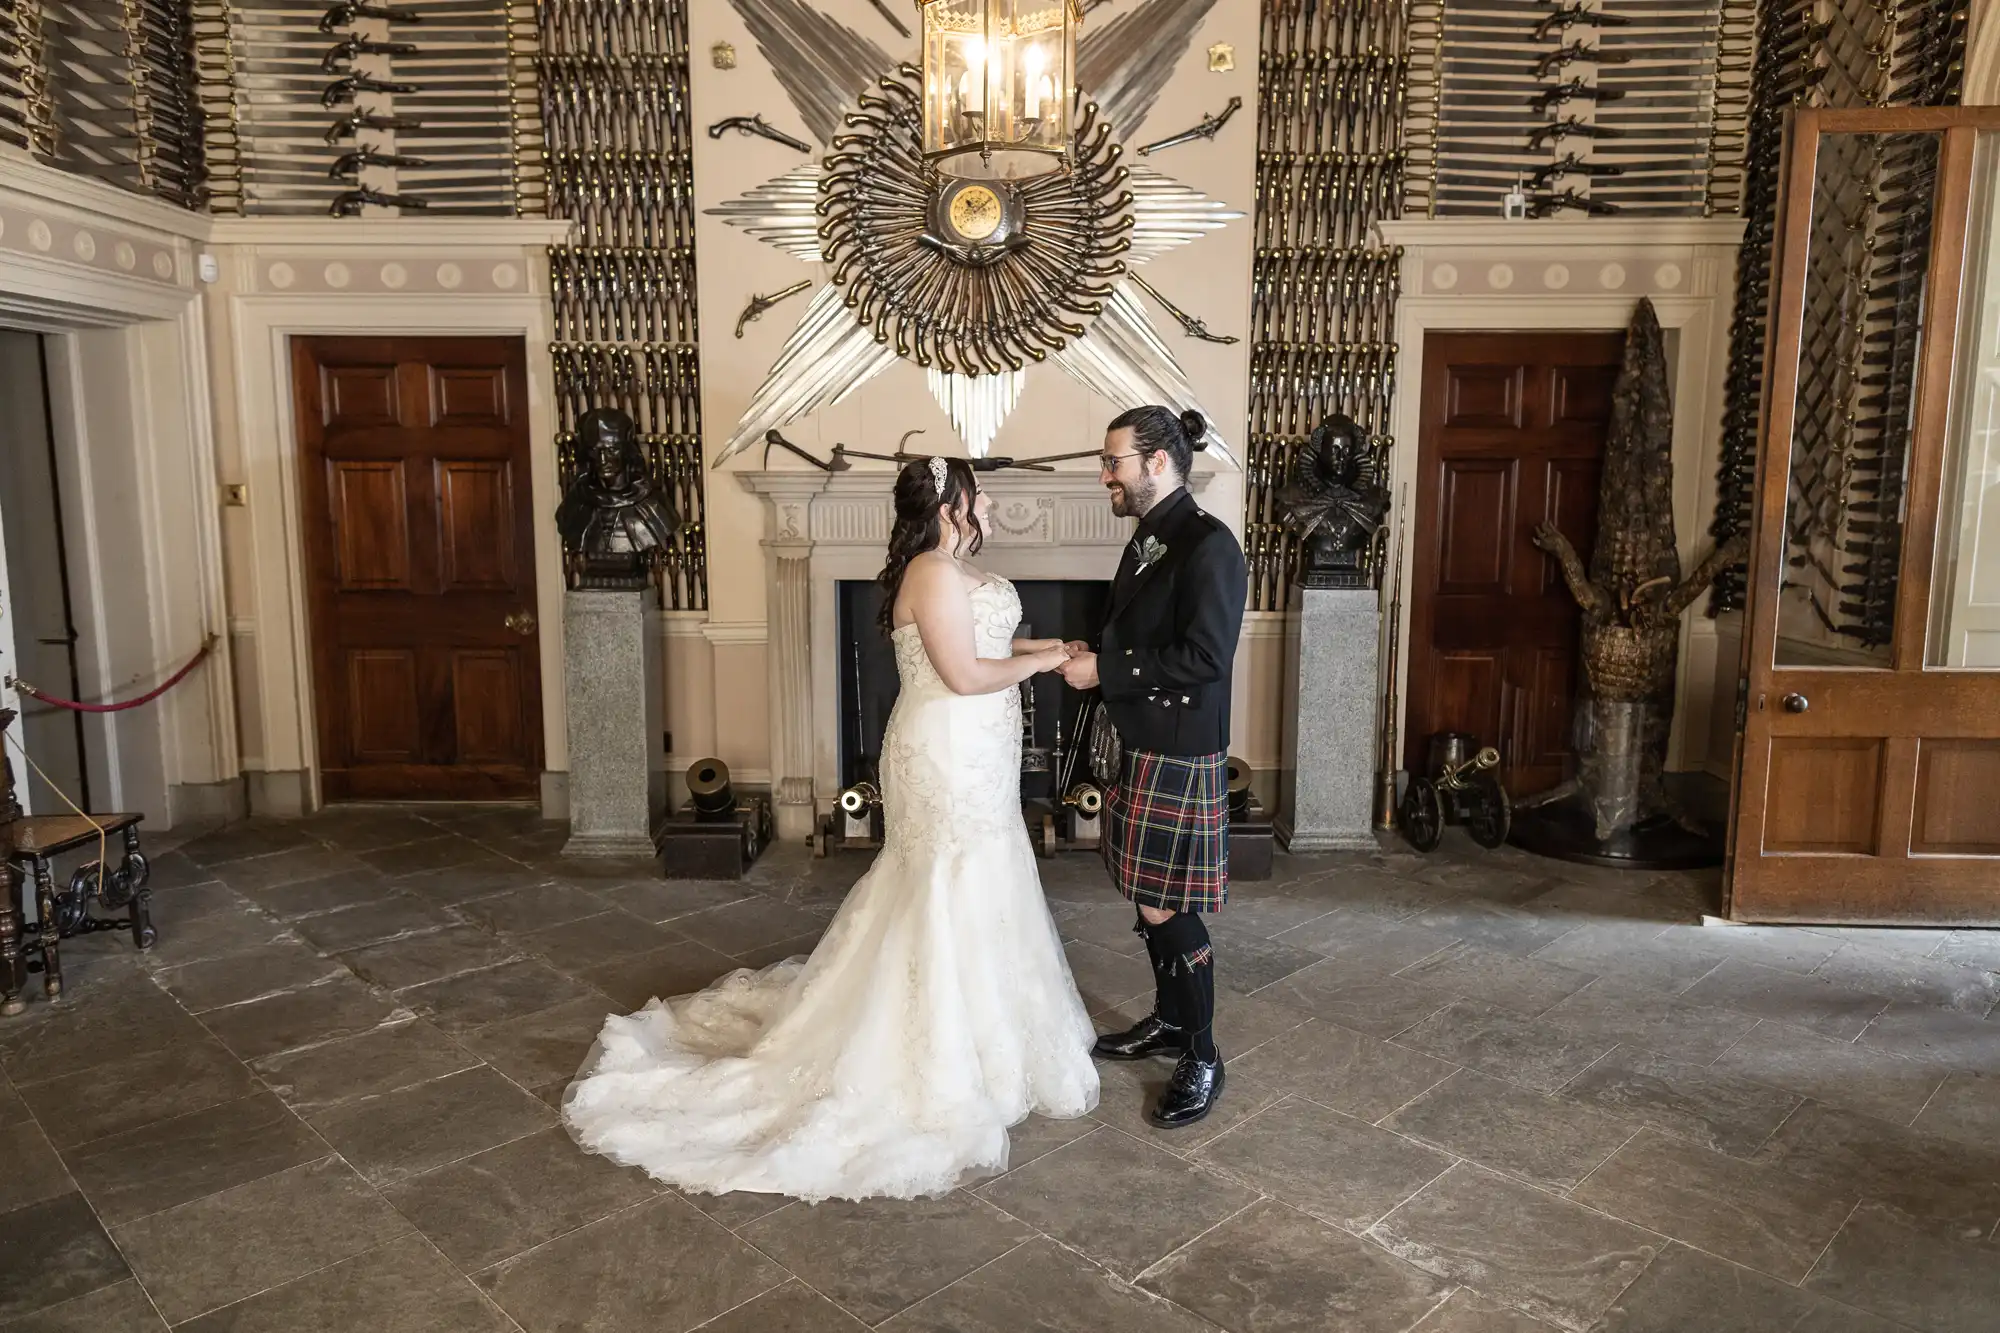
[
  {"left": 1062, "top": 640, "right": 1091, "bottom": 658},
  {"left": 1059, "top": 652, "right": 1100, "bottom": 690}
]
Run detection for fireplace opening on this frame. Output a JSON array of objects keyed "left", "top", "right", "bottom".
[{"left": 836, "top": 579, "right": 1112, "bottom": 801}]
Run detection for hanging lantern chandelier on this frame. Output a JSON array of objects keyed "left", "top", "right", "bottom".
[{"left": 918, "top": 0, "right": 1081, "bottom": 182}]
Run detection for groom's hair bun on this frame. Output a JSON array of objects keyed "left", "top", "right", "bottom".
[{"left": 1178, "top": 409, "right": 1209, "bottom": 451}]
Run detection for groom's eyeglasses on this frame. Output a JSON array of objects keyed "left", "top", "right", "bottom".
[{"left": 1099, "top": 450, "right": 1143, "bottom": 474}]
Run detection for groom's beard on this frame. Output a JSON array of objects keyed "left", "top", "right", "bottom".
[{"left": 1109, "top": 473, "right": 1160, "bottom": 519}]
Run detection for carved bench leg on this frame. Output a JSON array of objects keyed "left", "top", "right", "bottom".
[
  {"left": 31, "top": 857, "right": 60, "bottom": 999},
  {"left": 0, "top": 861, "right": 24, "bottom": 1016},
  {"left": 123, "top": 828, "right": 155, "bottom": 950}
]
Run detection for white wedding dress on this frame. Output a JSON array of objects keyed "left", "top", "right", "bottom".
[{"left": 563, "top": 576, "right": 1099, "bottom": 1202}]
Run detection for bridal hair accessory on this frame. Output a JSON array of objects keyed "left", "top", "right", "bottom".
[{"left": 929, "top": 455, "right": 949, "bottom": 496}]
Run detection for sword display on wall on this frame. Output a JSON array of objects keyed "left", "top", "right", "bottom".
[
  {"left": 1136, "top": 95, "right": 1243, "bottom": 156},
  {"left": 1128, "top": 273, "right": 1239, "bottom": 345},
  {"left": 863, "top": 0, "right": 910, "bottom": 38}
]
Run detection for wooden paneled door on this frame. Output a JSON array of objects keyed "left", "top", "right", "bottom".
[
  {"left": 294, "top": 336, "right": 543, "bottom": 802},
  {"left": 1728, "top": 107, "right": 2000, "bottom": 923},
  {"left": 1406, "top": 330, "right": 1626, "bottom": 795}
]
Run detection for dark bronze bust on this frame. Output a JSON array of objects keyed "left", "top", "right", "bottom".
[
  {"left": 1280, "top": 413, "right": 1390, "bottom": 589},
  {"left": 556, "top": 407, "right": 681, "bottom": 589}
]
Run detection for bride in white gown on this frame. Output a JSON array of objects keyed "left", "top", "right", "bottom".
[{"left": 563, "top": 455, "right": 1100, "bottom": 1202}]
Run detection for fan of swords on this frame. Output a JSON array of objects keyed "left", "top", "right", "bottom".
[{"left": 540, "top": 0, "right": 708, "bottom": 612}]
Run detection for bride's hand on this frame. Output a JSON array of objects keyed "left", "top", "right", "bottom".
[{"left": 1034, "top": 645, "right": 1072, "bottom": 672}]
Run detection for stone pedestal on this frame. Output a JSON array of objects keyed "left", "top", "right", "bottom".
[
  {"left": 561, "top": 589, "right": 665, "bottom": 858},
  {"left": 1277, "top": 584, "right": 1378, "bottom": 852}
]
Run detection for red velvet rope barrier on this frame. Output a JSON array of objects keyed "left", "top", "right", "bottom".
[{"left": 6, "top": 635, "right": 217, "bottom": 713}]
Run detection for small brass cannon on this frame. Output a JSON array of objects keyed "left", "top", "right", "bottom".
[{"left": 1399, "top": 732, "right": 1512, "bottom": 853}]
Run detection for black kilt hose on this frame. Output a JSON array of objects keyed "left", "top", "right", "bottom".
[
  {"left": 1102, "top": 750, "right": 1228, "bottom": 913},
  {"left": 1091, "top": 490, "right": 1248, "bottom": 916}
]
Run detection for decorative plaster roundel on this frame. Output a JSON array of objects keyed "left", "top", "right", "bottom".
[
  {"left": 151, "top": 252, "right": 175, "bottom": 279},
  {"left": 28, "top": 219, "right": 53, "bottom": 252},
  {"left": 1599, "top": 262, "right": 1627, "bottom": 289},
  {"left": 1544, "top": 263, "right": 1570, "bottom": 290},
  {"left": 436, "top": 262, "right": 464, "bottom": 290},
  {"left": 491, "top": 263, "right": 519, "bottom": 290},
  {"left": 1432, "top": 263, "right": 1459, "bottom": 291},
  {"left": 324, "top": 262, "right": 351, "bottom": 289},
  {"left": 115, "top": 241, "right": 136, "bottom": 270},
  {"left": 268, "top": 261, "right": 296, "bottom": 289},
  {"left": 1654, "top": 263, "right": 1683, "bottom": 290},
  {"left": 1488, "top": 263, "right": 1515, "bottom": 290},
  {"left": 380, "top": 262, "right": 408, "bottom": 289},
  {"left": 72, "top": 231, "right": 96, "bottom": 262}
]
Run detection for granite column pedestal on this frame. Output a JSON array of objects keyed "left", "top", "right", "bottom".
[
  {"left": 1277, "top": 583, "right": 1378, "bottom": 852},
  {"left": 561, "top": 589, "right": 666, "bottom": 858}
]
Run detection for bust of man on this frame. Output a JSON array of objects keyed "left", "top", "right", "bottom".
[
  {"left": 1279, "top": 412, "right": 1390, "bottom": 589},
  {"left": 555, "top": 407, "right": 681, "bottom": 589}
]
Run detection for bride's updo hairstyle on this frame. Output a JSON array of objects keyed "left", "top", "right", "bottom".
[
  {"left": 1106, "top": 405, "right": 1210, "bottom": 479},
  {"left": 877, "top": 455, "right": 982, "bottom": 633}
]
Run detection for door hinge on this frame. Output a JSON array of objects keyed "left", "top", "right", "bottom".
[{"left": 1733, "top": 676, "right": 1748, "bottom": 732}]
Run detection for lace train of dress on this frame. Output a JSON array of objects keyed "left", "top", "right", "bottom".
[{"left": 563, "top": 578, "right": 1099, "bottom": 1202}]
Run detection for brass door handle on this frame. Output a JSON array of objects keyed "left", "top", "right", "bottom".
[
  {"left": 504, "top": 610, "right": 537, "bottom": 636},
  {"left": 1781, "top": 692, "right": 1808, "bottom": 714}
]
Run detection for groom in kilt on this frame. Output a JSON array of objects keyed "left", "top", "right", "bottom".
[{"left": 1062, "top": 405, "right": 1247, "bottom": 1126}]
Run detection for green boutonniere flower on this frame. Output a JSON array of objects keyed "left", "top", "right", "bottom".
[{"left": 1134, "top": 535, "right": 1168, "bottom": 574}]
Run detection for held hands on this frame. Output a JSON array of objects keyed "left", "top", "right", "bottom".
[{"left": 1058, "top": 650, "right": 1100, "bottom": 690}]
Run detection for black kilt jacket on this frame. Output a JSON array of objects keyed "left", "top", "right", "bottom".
[{"left": 1095, "top": 489, "right": 1249, "bottom": 757}]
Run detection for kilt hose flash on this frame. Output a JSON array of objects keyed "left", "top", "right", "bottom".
[{"left": 1101, "top": 749, "right": 1228, "bottom": 914}]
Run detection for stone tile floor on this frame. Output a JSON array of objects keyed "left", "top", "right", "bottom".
[{"left": 2, "top": 807, "right": 1998, "bottom": 1332}]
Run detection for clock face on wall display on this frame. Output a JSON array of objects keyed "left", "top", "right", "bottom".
[
  {"left": 931, "top": 177, "right": 1022, "bottom": 250},
  {"left": 948, "top": 184, "right": 1004, "bottom": 241}
]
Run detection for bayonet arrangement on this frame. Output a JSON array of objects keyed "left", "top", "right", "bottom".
[
  {"left": 1246, "top": 0, "right": 1408, "bottom": 612},
  {"left": 541, "top": 0, "right": 708, "bottom": 612},
  {"left": 1421, "top": 1, "right": 1729, "bottom": 219},
  {"left": 189, "top": 0, "right": 528, "bottom": 217}
]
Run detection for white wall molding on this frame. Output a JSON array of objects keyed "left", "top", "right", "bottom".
[
  {"left": 0, "top": 165, "right": 235, "bottom": 826},
  {"left": 0, "top": 159, "right": 205, "bottom": 330},
  {"left": 1375, "top": 217, "right": 1746, "bottom": 773}
]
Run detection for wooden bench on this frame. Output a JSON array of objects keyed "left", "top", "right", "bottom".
[{"left": 3, "top": 814, "right": 154, "bottom": 1013}]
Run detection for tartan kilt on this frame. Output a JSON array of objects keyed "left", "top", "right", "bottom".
[{"left": 1101, "top": 749, "right": 1228, "bottom": 913}]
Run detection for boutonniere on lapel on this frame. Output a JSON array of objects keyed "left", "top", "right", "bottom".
[{"left": 1133, "top": 535, "right": 1168, "bottom": 576}]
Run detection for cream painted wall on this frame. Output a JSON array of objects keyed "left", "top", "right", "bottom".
[{"left": 686, "top": 0, "right": 1263, "bottom": 782}]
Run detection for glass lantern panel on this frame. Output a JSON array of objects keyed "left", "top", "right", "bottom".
[{"left": 922, "top": 0, "right": 1073, "bottom": 182}]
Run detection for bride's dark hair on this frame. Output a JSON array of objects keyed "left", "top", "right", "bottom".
[{"left": 877, "top": 456, "right": 982, "bottom": 633}]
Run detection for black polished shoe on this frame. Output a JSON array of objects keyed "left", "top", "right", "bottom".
[
  {"left": 1092, "top": 1013, "right": 1186, "bottom": 1061},
  {"left": 1149, "top": 1052, "right": 1224, "bottom": 1127}
]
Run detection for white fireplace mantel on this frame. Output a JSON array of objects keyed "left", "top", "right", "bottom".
[
  {"left": 1374, "top": 215, "right": 1747, "bottom": 773},
  {"left": 735, "top": 466, "right": 1216, "bottom": 833}
]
